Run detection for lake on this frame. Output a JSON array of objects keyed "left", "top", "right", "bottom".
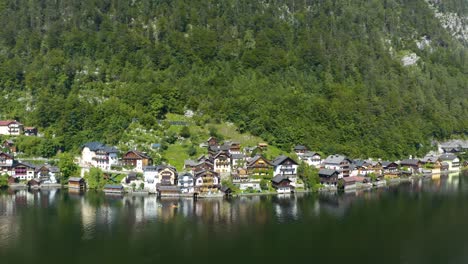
[{"left": 1, "top": 172, "right": 467, "bottom": 264}]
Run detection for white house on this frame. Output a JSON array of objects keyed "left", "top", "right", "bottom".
[
  {"left": 0, "top": 152, "right": 14, "bottom": 175},
  {"left": 81, "top": 142, "right": 119, "bottom": 171},
  {"left": 213, "top": 151, "right": 231, "bottom": 177},
  {"left": 439, "top": 154, "right": 460, "bottom": 171},
  {"left": 178, "top": 172, "right": 195, "bottom": 193},
  {"left": 300, "top": 152, "right": 322, "bottom": 168},
  {"left": 13, "top": 162, "right": 36, "bottom": 180},
  {"left": 143, "top": 165, "right": 178, "bottom": 193},
  {"left": 272, "top": 155, "right": 298, "bottom": 183},
  {"left": 0, "top": 120, "right": 23, "bottom": 136},
  {"left": 323, "top": 154, "right": 352, "bottom": 178}
]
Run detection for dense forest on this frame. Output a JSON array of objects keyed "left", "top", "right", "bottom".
[{"left": 0, "top": 0, "right": 466, "bottom": 159}]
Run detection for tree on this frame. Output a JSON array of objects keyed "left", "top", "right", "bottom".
[
  {"left": 0, "top": 174, "right": 8, "bottom": 188},
  {"left": 84, "top": 167, "right": 104, "bottom": 189},
  {"left": 260, "top": 179, "right": 269, "bottom": 191},
  {"left": 187, "top": 144, "right": 197, "bottom": 156},
  {"left": 57, "top": 153, "right": 78, "bottom": 183},
  {"left": 180, "top": 126, "right": 191, "bottom": 138},
  {"left": 139, "top": 182, "right": 145, "bottom": 190}
]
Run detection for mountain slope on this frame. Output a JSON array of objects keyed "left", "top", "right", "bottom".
[{"left": 0, "top": 0, "right": 466, "bottom": 159}]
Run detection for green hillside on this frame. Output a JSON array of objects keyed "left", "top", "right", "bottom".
[{"left": 0, "top": 0, "right": 466, "bottom": 160}]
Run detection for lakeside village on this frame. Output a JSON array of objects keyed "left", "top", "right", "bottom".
[{"left": 0, "top": 119, "right": 467, "bottom": 197}]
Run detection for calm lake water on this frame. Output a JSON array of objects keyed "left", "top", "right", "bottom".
[{"left": 1, "top": 172, "right": 467, "bottom": 263}]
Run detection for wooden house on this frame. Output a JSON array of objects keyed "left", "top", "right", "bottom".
[
  {"left": 229, "top": 142, "right": 241, "bottom": 154},
  {"left": 271, "top": 175, "right": 293, "bottom": 194},
  {"left": 122, "top": 150, "right": 153, "bottom": 172},
  {"left": 318, "top": 169, "right": 339, "bottom": 186},
  {"left": 103, "top": 184, "right": 124, "bottom": 194},
  {"left": 341, "top": 176, "right": 367, "bottom": 190},
  {"left": 400, "top": 159, "right": 422, "bottom": 173},
  {"left": 35, "top": 164, "right": 60, "bottom": 184},
  {"left": 207, "top": 137, "right": 218, "bottom": 147},
  {"left": 194, "top": 170, "right": 220, "bottom": 194},
  {"left": 157, "top": 185, "right": 180, "bottom": 197},
  {"left": 220, "top": 186, "right": 233, "bottom": 196},
  {"left": 247, "top": 155, "right": 273, "bottom": 177},
  {"left": 27, "top": 178, "right": 41, "bottom": 189},
  {"left": 69, "top": 177, "right": 86, "bottom": 190},
  {"left": 2, "top": 139, "right": 16, "bottom": 153}
]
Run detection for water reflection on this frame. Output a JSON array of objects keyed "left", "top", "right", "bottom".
[{"left": 0, "top": 172, "right": 466, "bottom": 249}]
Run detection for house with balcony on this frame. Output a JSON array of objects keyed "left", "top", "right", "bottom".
[
  {"left": 0, "top": 120, "right": 23, "bottom": 136},
  {"left": 81, "top": 142, "right": 119, "bottom": 171},
  {"left": 322, "top": 154, "right": 352, "bottom": 178},
  {"left": 178, "top": 172, "right": 195, "bottom": 194},
  {"left": 121, "top": 150, "right": 153, "bottom": 172},
  {"left": 194, "top": 170, "right": 220, "bottom": 195},
  {"left": 272, "top": 155, "right": 298, "bottom": 183},
  {"left": 246, "top": 155, "right": 273, "bottom": 177},
  {"left": 0, "top": 152, "right": 14, "bottom": 175},
  {"left": 13, "top": 162, "right": 36, "bottom": 180},
  {"left": 381, "top": 161, "right": 399, "bottom": 176},
  {"left": 300, "top": 151, "right": 322, "bottom": 168},
  {"left": 213, "top": 151, "right": 231, "bottom": 178},
  {"left": 400, "top": 159, "right": 422, "bottom": 174},
  {"left": 318, "top": 169, "right": 339, "bottom": 186},
  {"left": 271, "top": 174, "right": 293, "bottom": 194},
  {"left": 24, "top": 127, "right": 37, "bottom": 136}
]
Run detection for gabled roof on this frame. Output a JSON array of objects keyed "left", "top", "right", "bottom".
[
  {"left": 247, "top": 155, "right": 272, "bottom": 167},
  {"left": 324, "top": 155, "right": 350, "bottom": 165},
  {"left": 318, "top": 169, "right": 339, "bottom": 177},
  {"left": 302, "top": 151, "right": 320, "bottom": 158},
  {"left": 3, "top": 139, "right": 14, "bottom": 144},
  {"left": 213, "top": 151, "right": 230, "bottom": 159},
  {"left": 294, "top": 145, "right": 307, "bottom": 151},
  {"left": 35, "top": 164, "right": 59, "bottom": 173},
  {"left": 103, "top": 184, "right": 124, "bottom": 189},
  {"left": 15, "top": 162, "right": 36, "bottom": 169},
  {"left": 439, "top": 154, "right": 458, "bottom": 161},
  {"left": 82, "top": 142, "right": 104, "bottom": 151},
  {"left": 0, "top": 152, "right": 14, "bottom": 159},
  {"left": 194, "top": 169, "right": 219, "bottom": 178},
  {"left": 400, "top": 159, "right": 420, "bottom": 166},
  {"left": 179, "top": 172, "right": 194, "bottom": 178},
  {"left": 271, "top": 155, "right": 298, "bottom": 166},
  {"left": 231, "top": 153, "right": 245, "bottom": 159},
  {"left": 271, "top": 174, "right": 291, "bottom": 184},
  {"left": 0, "top": 120, "right": 22, "bottom": 126},
  {"left": 69, "top": 177, "right": 84, "bottom": 182},
  {"left": 381, "top": 161, "right": 398, "bottom": 168},
  {"left": 125, "top": 150, "right": 151, "bottom": 159}
]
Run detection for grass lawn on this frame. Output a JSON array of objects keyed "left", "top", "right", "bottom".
[{"left": 160, "top": 114, "right": 294, "bottom": 168}]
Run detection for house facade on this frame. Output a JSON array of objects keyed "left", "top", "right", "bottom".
[
  {"left": 272, "top": 155, "right": 298, "bottom": 183},
  {"left": 318, "top": 169, "right": 339, "bottom": 186},
  {"left": 0, "top": 152, "right": 14, "bottom": 174},
  {"left": 122, "top": 150, "right": 153, "bottom": 172},
  {"left": 0, "top": 120, "right": 23, "bottom": 136},
  {"left": 194, "top": 170, "right": 220, "bottom": 194},
  {"left": 439, "top": 154, "right": 460, "bottom": 171},
  {"left": 247, "top": 155, "right": 273, "bottom": 177},
  {"left": 213, "top": 151, "right": 231, "bottom": 177},
  {"left": 300, "top": 152, "right": 322, "bottom": 168},
  {"left": 13, "top": 162, "right": 36, "bottom": 180},
  {"left": 323, "top": 155, "right": 351, "bottom": 178},
  {"left": 35, "top": 164, "right": 60, "bottom": 184},
  {"left": 81, "top": 142, "right": 118, "bottom": 171},
  {"left": 178, "top": 172, "right": 195, "bottom": 193},
  {"left": 271, "top": 174, "right": 293, "bottom": 194}
]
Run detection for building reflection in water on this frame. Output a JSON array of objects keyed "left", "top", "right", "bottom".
[{"left": 0, "top": 172, "right": 466, "bottom": 247}]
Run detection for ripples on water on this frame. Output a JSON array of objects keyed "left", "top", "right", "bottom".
[{"left": 0, "top": 172, "right": 467, "bottom": 263}]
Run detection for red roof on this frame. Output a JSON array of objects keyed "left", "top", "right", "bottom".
[{"left": 0, "top": 120, "right": 22, "bottom": 126}]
